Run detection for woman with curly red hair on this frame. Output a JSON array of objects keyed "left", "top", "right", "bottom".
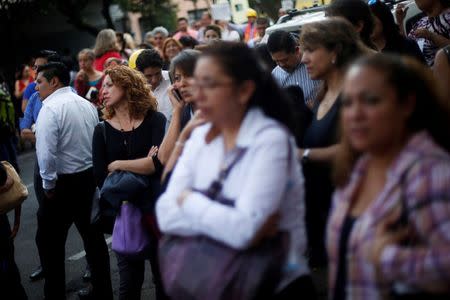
[{"left": 92, "top": 65, "right": 167, "bottom": 300}]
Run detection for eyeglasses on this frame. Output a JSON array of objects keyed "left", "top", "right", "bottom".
[{"left": 191, "top": 80, "right": 234, "bottom": 91}]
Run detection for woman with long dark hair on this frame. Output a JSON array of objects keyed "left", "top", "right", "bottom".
[
  {"left": 369, "top": 0, "right": 425, "bottom": 63},
  {"left": 157, "top": 42, "right": 315, "bottom": 299}
]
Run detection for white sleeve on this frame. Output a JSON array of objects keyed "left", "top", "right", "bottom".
[
  {"left": 156, "top": 129, "right": 204, "bottom": 236},
  {"left": 36, "top": 107, "right": 59, "bottom": 190},
  {"left": 182, "top": 128, "right": 290, "bottom": 250}
]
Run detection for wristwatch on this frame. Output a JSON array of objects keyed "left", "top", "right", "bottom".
[{"left": 302, "top": 149, "right": 311, "bottom": 164}]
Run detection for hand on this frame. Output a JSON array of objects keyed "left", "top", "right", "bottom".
[
  {"left": 107, "top": 160, "right": 123, "bottom": 173},
  {"left": 168, "top": 85, "right": 185, "bottom": 112},
  {"left": 413, "top": 28, "right": 433, "bottom": 40},
  {"left": 44, "top": 188, "right": 56, "bottom": 199},
  {"left": 251, "top": 213, "right": 280, "bottom": 246},
  {"left": 0, "top": 175, "right": 14, "bottom": 193},
  {"left": 179, "top": 111, "right": 207, "bottom": 142},
  {"left": 395, "top": 3, "right": 408, "bottom": 24},
  {"left": 76, "top": 70, "right": 87, "bottom": 81},
  {"left": 10, "top": 221, "right": 20, "bottom": 239},
  {"left": 177, "top": 189, "right": 192, "bottom": 207},
  {"left": 369, "top": 208, "right": 410, "bottom": 276},
  {"left": 147, "top": 146, "right": 158, "bottom": 157}
]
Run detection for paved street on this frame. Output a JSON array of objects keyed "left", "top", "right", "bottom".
[{"left": 10, "top": 148, "right": 156, "bottom": 300}]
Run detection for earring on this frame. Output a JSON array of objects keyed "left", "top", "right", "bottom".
[{"left": 331, "top": 58, "right": 336, "bottom": 64}]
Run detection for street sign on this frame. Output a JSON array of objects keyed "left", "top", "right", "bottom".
[{"left": 281, "top": 0, "right": 294, "bottom": 10}]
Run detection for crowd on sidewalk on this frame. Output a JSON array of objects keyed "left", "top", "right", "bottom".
[{"left": 1, "top": 0, "right": 450, "bottom": 299}]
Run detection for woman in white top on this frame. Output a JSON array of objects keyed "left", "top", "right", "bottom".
[{"left": 156, "top": 42, "right": 315, "bottom": 299}]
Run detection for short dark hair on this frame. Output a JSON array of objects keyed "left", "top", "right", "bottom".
[
  {"left": 267, "top": 30, "right": 298, "bottom": 54},
  {"left": 177, "top": 17, "right": 188, "bottom": 23},
  {"left": 179, "top": 36, "right": 199, "bottom": 49},
  {"left": 136, "top": 49, "right": 163, "bottom": 71},
  {"left": 35, "top": 50, "right": 61, "bottom": 63},
  {"left": 36, "top": 62, "right": 70, "bottom": 86}
]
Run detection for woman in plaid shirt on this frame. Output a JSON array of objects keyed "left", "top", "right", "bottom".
[{"left": 327, "top": 54, "right": 450, "bottom": 300}]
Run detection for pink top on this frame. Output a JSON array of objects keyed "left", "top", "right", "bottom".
[{"left": 173, "top": 29, "right": 198, "bottom": 41}]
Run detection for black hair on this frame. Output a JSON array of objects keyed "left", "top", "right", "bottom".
[
  {"left": 335, "top": 53, "right": 450, "bottom": 186},
  {"left": 204, "top": 25, "right": 222, "bottom": 39},
  {"left": 137, "top": 43, "right": 154, "bottom": 50},
  {"left": 267, "top": 30, "right": 298, "bottom": 54},
  {"left": 179, "top": 36, "right": 199, "bottom": 49},
  {"left": 136, "top": 49, "right": 164, "bottom": 71},
  {"left": 169, "top": 49, "right": 201, "bottom": 80},
  {"left": 201, "top": 42, "right": 296, "bottom": 134},
  {"left": 15, "top": 64, "right": 29, "bottom": 80},
  {"left": 254, "top": 44, "right": 277, "bottom": 72},
  {"left": 177, "top": 17, "right": 188, "bottom": 23},
  {"left": 325, "top": 0, "right": 376, "bottom": 49},
  {"left": 35, "top": 50, "right": 61, "bottom": 63},
  {"left": 36, "top": 62, "right": 70, "bottom": 86},
  {"left": 369, "top": 1, "right": 401, "bottom": 46}
]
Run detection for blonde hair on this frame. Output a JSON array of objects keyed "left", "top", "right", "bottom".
[
  {"left": 103, "top": 65, "right": 157, "bottom": 120},
  {"left": 94, "top": 29, "right": 119, "bottom": 58},
  {"left": 78, "top": 48, "right": 95, "bottom": 61},
  {"left": 123, "top": 33, "right": 136, "bottom": 50}
]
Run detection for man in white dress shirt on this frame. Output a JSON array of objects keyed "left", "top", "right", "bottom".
[
  {"left": 136, "top": 49, "right": 172, "bottom": 125},
  {"left": 34, "top": 62, "right": 112, "bottom": 300}
]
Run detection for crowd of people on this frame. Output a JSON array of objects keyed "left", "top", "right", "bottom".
[{"left": 1, "top": 0, "right": 450, "bottom": 299}]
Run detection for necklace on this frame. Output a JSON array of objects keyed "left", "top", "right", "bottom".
[{"left": 117, "top": 117, "right": 135, "bottom": 147}]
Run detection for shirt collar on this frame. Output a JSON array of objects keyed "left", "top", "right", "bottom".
[
  {"left": 205, "top": 107, "right": 280, "bottom": 149},
  {"left": 42, "top": 86, "right": 72, "bottom": 105}
]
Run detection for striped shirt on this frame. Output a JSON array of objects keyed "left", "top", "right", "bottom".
[
  {"left": 408, "top": 8, "right": 450, "bottom": 66},
  {"left": 327, "top": 131, "right": 450, "bottom": 299},
  {"left": 272, "top": 63, "right": 320, "bottom": 106}
]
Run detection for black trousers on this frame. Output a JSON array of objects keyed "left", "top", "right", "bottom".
[
  {"left": 0, "top": 214, "right": 27, "bottom": 300},
  {"left": 116, "top": 234, "right": 168, "bottom": 300},
  {"left": 36, "top": 168, "right": 112, "bottom": 300},
  {"left": 272, "top": 275, "right": 317, "bottom": 300},
  {"left": 33, "top": 159, "right": 45, "bottom": 268}
]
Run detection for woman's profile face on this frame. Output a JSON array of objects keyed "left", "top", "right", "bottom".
[
  {"left": 22, "top": 66, "right": 30, "bottom": 79},
  {"left": 301, "top": 45, "right": 336, "bottom": 80},
  {"left": 102, "top": 75, "right": 125, "bottom": 108},
  {"left": 193, "top": 57, "right": 247, "bottom": 125},
  {"left": 341, "top": 65, "right": 412, "bottom": 153},
  {"left": 371, "top": 15, "right": 384, "bottom": 42},
  {"left": 173, "top": 67, "right": 195, "bottom": 103}
]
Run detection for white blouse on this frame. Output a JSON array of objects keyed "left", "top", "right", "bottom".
[{"left": 156, "top": 108, "right": 309, "bottom": 289}]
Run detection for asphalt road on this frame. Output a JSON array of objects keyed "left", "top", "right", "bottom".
[{"left": 10, "top": 149, "right": 156, "bottom": 300}]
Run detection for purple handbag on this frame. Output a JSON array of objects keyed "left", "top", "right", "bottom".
[
  {"left": 112, "top": 201, "right": 151, "bottom": 258},
  {"left": 158, "top": 148, "right": 290, "bottom": 300}
]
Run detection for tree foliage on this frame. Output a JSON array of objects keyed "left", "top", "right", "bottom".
[
  {"left": 116, "top": 0, "right": 177, "bottom": 32},
  {"left": 249, "top": 0, "right": 281, "bottom": 21}
]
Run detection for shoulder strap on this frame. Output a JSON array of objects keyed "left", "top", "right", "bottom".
[{"left": 202, "top": 148, "right": 247, "bottom": 200}]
